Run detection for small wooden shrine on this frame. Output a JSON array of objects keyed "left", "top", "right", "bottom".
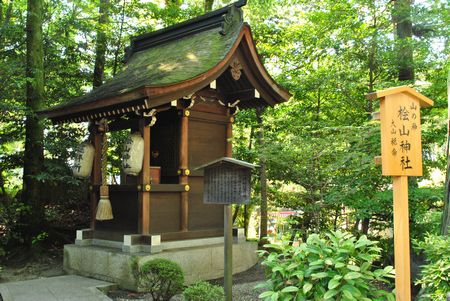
[{"left": 38, "top": 0, "right": 290, "bottom": 287}]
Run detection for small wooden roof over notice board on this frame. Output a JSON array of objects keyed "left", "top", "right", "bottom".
[{"left": 366, "top": 86, "right": 434, "bottom": 176}]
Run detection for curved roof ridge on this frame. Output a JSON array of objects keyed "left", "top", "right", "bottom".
[{"left": 124, "top": 0, "right": 246, "bottom": 62}]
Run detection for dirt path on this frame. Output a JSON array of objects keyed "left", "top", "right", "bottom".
[{"left": 0, "top": 248, "right": 64, "bottom": 283}]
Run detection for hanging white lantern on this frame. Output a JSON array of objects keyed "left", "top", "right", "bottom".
[
  {"left": 72, "top": 143, "right": 95, "bottom": 178},
  {"left": 122, "top": 132, "right": 144, "bottom": 176}
]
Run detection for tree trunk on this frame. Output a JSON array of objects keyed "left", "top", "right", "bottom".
[
  {"left": 93, "top": 0, "right": 110, "bottom": 88},
  {"left": 243, "top": 205, "right": 248, "bottom": 237},
  {"left": 22, "top": 0, "right": 45, "bottom": 244},
  {"left": 0, "top": 169, "right": 6, "bottom": 195},
  {"left": 112, "top": 0, "right": 126, "bottom": 76},
  {"left": 165, "top": 0, "right": 181, "bottom": 7},
  {"left": 204, "top": 0, "right": 214, "bottom": 12},
  {"left": 256, "top": 107, "right": 268, "bottom": 243},
  {"left": 442, "top": 70, "right": 450, "bottom": 235},
  {"left": 367, "top": 12, "right": 378, "bottom": 114},
  {"left": 353, "top": 218, "right": 360, "bottom": 232},
  {"left": 0, "top": 0, "right": 14, "bottom": 48},
  {"left": 361, "top": 217, "right": 370, "bottom": 234},
  {"left": 393, "top": 0, "right": 414, "bottom": 81}
]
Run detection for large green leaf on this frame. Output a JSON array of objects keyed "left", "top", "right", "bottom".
[
  {"left": 344, "top": 272, "right": 362, "bottom": 280},
  {"left": 328, "top": 278, "right": 341, "bottom": 290},
  {"left": 303, "top": 282, "right": 313, "bottom": 294}
]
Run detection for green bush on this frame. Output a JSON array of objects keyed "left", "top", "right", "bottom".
[
  {"left": 257, "top": 231, "right": 395, "bottom": 301},
  {"left": 132, "top": 258, "right": 184, "bottom": 301},
  {"left": 414, "top": 233, "right": 450, "bottom": 301},
  {"left": 183, "top": 281, "right": 225, "bottom": 301}
]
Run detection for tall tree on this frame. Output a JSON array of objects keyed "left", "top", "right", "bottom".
[
  {"left": 165, "top": 0, "right": 181, "bottom": 7},
  {"left": 204, "top": 0, "right": 214, "bottom": 12},
  {"left": 442, "top": 70, "right": 450, "bottom": 235},
  {"left": 256, "top": 107, "right": 268, "bottom": 243},
  {"left": 93, "top": 0, "right": 110, "bottom": 88},
  {"left": 393, "top": 0, "right": 414, "bottom": 81},
  {"left": 22, "top": 0, "right": 45, "bottom": 241}
]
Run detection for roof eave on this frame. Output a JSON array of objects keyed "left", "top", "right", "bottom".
[{"left": 39, "top": 25, "right": 291, "bottom": 122}]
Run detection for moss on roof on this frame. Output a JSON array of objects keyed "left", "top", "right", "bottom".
[{"left": 59, "top": 21, "right": 242, "bottom": 108}]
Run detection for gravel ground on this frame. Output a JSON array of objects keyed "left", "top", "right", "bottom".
[{"left": 108, "top": 262, "right": 267, "bottom": 301}]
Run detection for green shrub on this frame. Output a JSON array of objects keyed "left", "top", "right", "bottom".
[
  {"left": 132, "top": 258, "right": 184, "bottom": 301},
  {"left": 414, "top": 233, "right": 450, "bottom": 301},
  {"left": 183, "top": 281, "right": 225, "bottom": 301},
  {"left": 257, "top": 231, "right": 395, "bottom": 300}
]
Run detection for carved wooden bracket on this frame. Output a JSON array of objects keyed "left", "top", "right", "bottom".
[{"left": 230, "top": 59, "right": 242, "bottom": 80}]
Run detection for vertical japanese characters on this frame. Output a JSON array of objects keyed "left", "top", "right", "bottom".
[
  {"left": 389, "top": 101, "right": 419, "bottom": 171},
  {"left": 379, "top": 92, "right": 423, "bottom": 176}
]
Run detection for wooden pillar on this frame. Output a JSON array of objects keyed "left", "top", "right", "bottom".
[
  {"left": 224, "top": 109, "right": 234, "bottom": 301},
  {"left": 90, "top": 129, "right": 102, "bottom": 229},
  {"left": 139, "top": 118, "right": 151, "bottom": 234},
  {"left": 393, "top": 176, "right": 411, "bottom": 301},
  {"left": 226, "top": 110, "right": 233, "bottom": 157},
  {"left": 180, "top": 109, "right": 189, "bottom": 232}
]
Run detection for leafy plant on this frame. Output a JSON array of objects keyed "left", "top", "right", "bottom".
[
  {"left": 132, "top": 258, "right": 184, "bottom": 301},
  {"left": 257, "top": 231, "right": 395, "bottom": 300},
  {"left": 31, "top": 231, "right": 48, "bottom": 246},
  {"left": 414, "top": 233, "right": 450, "bottom": 301},
  {"left": 183, "top": 281, "right": 225, "bottom": 301}
]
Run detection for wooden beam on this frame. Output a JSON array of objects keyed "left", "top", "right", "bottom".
[
  {"left": 195, "top": 88, "right": 225, "bottom": 100},
  {"left": 139, "top": 118, "right": 151, "bottom": 234},
  {"left": 161, "top": 229, "right": 223, "bottom": 242},
  {"left": 393, "top": 176, "right": 411, "bottom": 301},
  {"left": 189, "top": 110, "right": 229, "bottom": 124},
  {"left": 109, "top": 118, "right": 139, "bottom": 132},
  {"left": 224, "top": 89, "right": 255, "bottom": 101},
  {"left": 92, "top": 184, "right": 187, "bottom": 192},
  {"left": 179, "top": 110, "right": 189, "bottom": 232}
]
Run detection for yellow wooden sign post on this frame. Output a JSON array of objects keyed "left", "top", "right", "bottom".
[{"left": 367, "top": 86, "right": 433, "bottom": 301}]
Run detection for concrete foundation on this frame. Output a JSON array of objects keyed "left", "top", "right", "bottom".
[{"left": 64, "top": 230, "right": 258, "bottom": 291}]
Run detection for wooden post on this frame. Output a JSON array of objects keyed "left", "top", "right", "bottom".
[
  {"left": 180, "top": 109, "right": 189, "bottom": 232},
  {"left": 224, "top": 109, "right": 233, "bottom": 301},
  {"left": 366, "top": 86, "right": 434, "bottom": 301},
  {"left": 139, "top": 118, "right": 151, "bottom": 234},
  {"left": 226, "top": 110, "right": 233, "bottom": 157},
  {"left": 393, "top": 176, "right": 411, "bottom": 301},
  {"left": 224, "top": 204, "right": 233, "bottom": 301},
  {"left": 90, "top": 129, "right": 102, "bottom": 229}
]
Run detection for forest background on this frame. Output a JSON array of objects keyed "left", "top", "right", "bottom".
[{"left": 0, "top": 0, "right": 449, "bottom": 295}]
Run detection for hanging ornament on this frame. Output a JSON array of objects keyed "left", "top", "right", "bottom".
[
  {"left": 96, "top": 119, "right": 113, "bottom": 221},
  {"left": 122, "top": 132, "right": 144, "bottom": 176},
  {"left": 72, "top": 142, "right": 95, "bottom": 178}
]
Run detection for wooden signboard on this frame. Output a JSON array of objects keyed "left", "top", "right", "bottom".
[
  {"left": 380, "top": 93, "right": 423, "bottom": 176},
  {"left": 367, "top": 86, "right": 433, "bottom": 301}
]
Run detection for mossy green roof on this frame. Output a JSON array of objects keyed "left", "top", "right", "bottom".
[{"left": 62, "top": 23, "right": 242, "bottom": 108}]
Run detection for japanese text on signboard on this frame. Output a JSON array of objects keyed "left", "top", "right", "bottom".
[{"left": 380, "top": 94, "right": 422, "bottom": 176}]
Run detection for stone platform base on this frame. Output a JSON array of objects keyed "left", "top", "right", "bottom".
[{"left": 63, "top": 236, "right": 258, "bottom": 291}]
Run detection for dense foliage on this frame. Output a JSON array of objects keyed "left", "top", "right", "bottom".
[
  {"left": 132, "top": 258, "right": 184, "bottom": 301},
  {"left": 183, "top": 281, "right": 225, "bottom": 301},
  {"left": 414, "top": 234, "right": 450, "bottom": 300},
  {"left": 257, "top": 231, "right": 395, "bottom": 301}
]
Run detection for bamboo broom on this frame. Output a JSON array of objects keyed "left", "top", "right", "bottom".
[{"left": 96, "top": 119, "right": 113, "bottom": 220}]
